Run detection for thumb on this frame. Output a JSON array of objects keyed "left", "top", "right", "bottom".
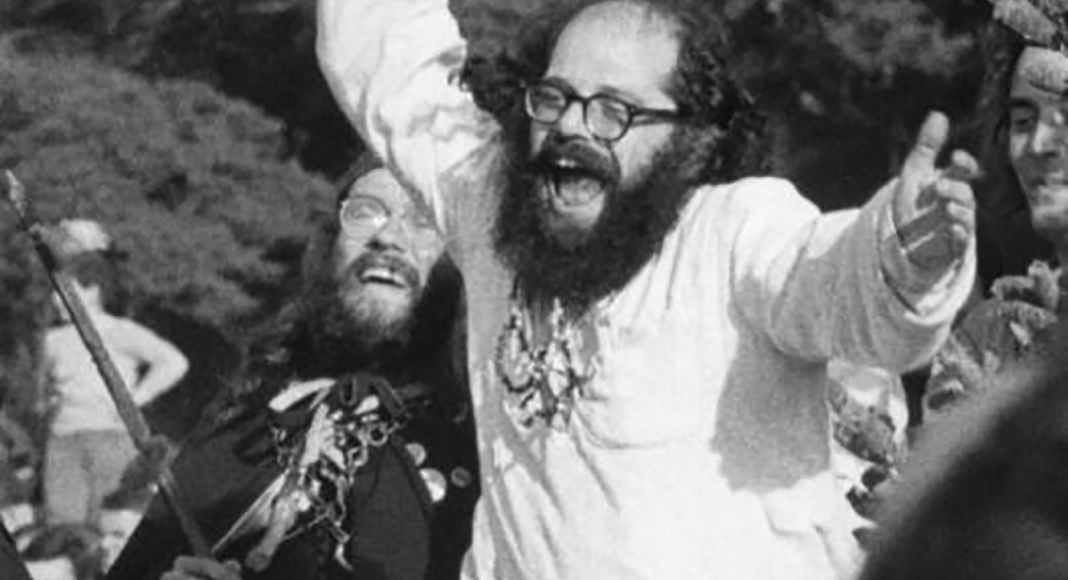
[{"left": 903, "top": 111, "right": 950, "bottom": 178}]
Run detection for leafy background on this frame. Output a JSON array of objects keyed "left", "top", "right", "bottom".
[{"left": 0, "top": 0, "right": 993, "bottom": 438}]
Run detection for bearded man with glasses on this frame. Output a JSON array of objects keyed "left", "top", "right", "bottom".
[
  {"left": 107, "top": 160, "right": 478, "bottom": 580},
  {"left": 317, "top": 1, "right": 980, "bottom": 579}
]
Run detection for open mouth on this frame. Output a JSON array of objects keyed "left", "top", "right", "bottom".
[
  {"left": 546, "top": 167, "right": 606, "bottom": 209},
  {"left": 536, "top": 150, "right": 614, "bottom": 211},
  {"left": 357, "top": 265, "right": 409, "bottom": 288},
  {"left": 350, "top": 253, "right": 419, "bottom": 291}
]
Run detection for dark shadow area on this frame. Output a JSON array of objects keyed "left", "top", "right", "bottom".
[{"left": 135, "top": 304, "right": 242, "bottom": 442}]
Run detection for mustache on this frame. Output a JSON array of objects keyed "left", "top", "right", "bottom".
[
  {"left": 343, "top": 251, "right": 420, "bottom": 290},
  {"left": 527, "top": 136, "right": 621, "bottom": 187},
  {"left": 497, "top": 120, "right": 698, "bottom": 312}
]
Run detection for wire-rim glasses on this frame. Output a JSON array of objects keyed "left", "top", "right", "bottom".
[
  {"left": 339, "top": 196, "right": 438, "bottom": 244},
  {"left": 523, "top": 81, "right": 683, "bottom": 142}
]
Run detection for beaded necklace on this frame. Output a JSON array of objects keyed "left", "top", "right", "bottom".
[{"left": 494, "top": 287, "right": 599, "bottom": 430}]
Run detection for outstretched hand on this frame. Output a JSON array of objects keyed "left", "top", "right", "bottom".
[
  {"left": 161, "top": 556, "right": 243, "bottom": 580},
  {"left": 892, "top": 111, "right": 979, "bottom": 272}
]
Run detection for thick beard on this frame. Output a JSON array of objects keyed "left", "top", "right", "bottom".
[
  {"left": 494, "top": 127, "right": 702, "bottom": 313},
  {"left": 214, "top": 252, "right": 463, "bottom": 425},
  {"left": 307, "top": 258, "right": 420, "bottom": 375}
]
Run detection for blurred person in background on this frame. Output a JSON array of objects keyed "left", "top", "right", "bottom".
[
  {"left": 859, "top": 326, "right": 1068, "bottom": 580},
  {"left": 107, "top": 160, "right": 478, "bottom": 580},
  {"left": 966, "top": 6, "right": 1059, "bottom": 289},
  {"left": 919, "top": 0, "right": 1068, "bottom": 429},
  {"left": 318, "top": 0, "right": 979, "bottom": 578},
  {"left": 42, "top": 220, "right": 189, "bottom": 528}
]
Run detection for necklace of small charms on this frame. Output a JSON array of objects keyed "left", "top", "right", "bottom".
[
  {"left": 269, "top": 394, "right": 406, "bottom": 566},
  {"left": 495, "top": 288, "right": 598, "bottom": 429}
]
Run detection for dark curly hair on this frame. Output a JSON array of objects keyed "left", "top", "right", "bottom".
[
  {"left": 460, "top": 0, "right": 768, "bottom": 184},
  {"left": 961, "top": 23, "right": 1053, "bottom": 284},
  {"left": 970, "top": 23, "right": 1029, "bottom": 219}
]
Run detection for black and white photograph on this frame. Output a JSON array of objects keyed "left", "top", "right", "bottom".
[{"left": 1, "top": 1, "right": 1066, "bottom": 579}]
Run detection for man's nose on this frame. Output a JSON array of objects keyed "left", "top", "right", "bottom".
[
  {"left": 1029, "top": 117, "right": 1068, "bottom": 157},
  {"left": 368, "top": 214, "right": 410, "bottom": 250},
  {"left": 554, "top": 100, "right": 591, "bottom": 139}
]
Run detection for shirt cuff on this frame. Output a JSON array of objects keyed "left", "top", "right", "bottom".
[{"left": 875, "top": 179, "right": 976, "bottom": 316}]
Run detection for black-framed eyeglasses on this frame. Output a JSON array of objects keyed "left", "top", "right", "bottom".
[
  {"left": 523, "top": 81, "right": 683, "bottom": 142},
  {"left": 339, "top": 195, "right": 438, "bottom": 244}
]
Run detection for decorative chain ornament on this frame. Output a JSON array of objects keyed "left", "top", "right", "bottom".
[
  {"left": 246, "top": 378, "right": 408, "bottom": 572},
  {"left": 494, "top": 288, "right": 598, "bottom": 430}
]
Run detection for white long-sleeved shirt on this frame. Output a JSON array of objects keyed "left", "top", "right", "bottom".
[{"left": 317, "top": 2, "right": 975, "bottom": 578}]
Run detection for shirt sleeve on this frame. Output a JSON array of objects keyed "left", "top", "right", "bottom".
[
  {"left": 875, "top": 178, "right": 975, "bottom": 316},
  {"left": 728, "top": 177, "right": 975, "bottom": 372},
  {"left": 316, "top": 0, "right": 499, "bottom": 232}
]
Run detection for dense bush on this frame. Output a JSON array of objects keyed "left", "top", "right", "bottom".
[
  {"left": 0, "top": 38, "right": 334, "bottom": 419},
  {"left": 0, "top": 38, "right": 333, "bottom": 319}
]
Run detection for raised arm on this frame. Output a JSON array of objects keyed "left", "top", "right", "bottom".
[{"left": 317, "top": 0, "right": 498, "bottom": 230}]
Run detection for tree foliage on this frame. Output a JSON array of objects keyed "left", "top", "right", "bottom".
[
  {"left": 0, "top": 0, "right": 1001, "bottom": 208},
  {"left": 0, "top": 36, "right": 333, "bottom": 401},
  {"left": 1, "top": 39, "right": 333, "bottom": 321},
  {"left": 0, "top": 34, "right": 335, "bottom": 425}
]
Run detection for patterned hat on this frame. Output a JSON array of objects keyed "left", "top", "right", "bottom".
[{"left": 991, "top": 0, "right": 1068, "bottom": 50}]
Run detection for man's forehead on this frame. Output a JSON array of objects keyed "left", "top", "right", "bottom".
[
  {"left": 1012, "top": 46, "right": 1068, "bottom": 99},
  {"left": 548, "top": 1, "right": 678, "bottom": 102},
  {"left": 346, "top": 168, "right": 409, "bottom": 204}
]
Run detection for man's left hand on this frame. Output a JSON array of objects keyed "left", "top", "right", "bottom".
[{"left": 892, "top": 111, "right": 979, "bottom": 272}]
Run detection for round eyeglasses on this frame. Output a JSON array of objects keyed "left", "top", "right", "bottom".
[
  {"left": 339, "top": 196, "right": 439, "bottom": 244},
  {"left": 523, "top": 81, "right": 683, "bottom": 142}
]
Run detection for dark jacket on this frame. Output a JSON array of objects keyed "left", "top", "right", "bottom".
[
  {"left": 0, "top": 520, "right": 31, "bottom": 580},
  {"left": 107, "top": 366, "right": 478, "bottom": 580}
]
